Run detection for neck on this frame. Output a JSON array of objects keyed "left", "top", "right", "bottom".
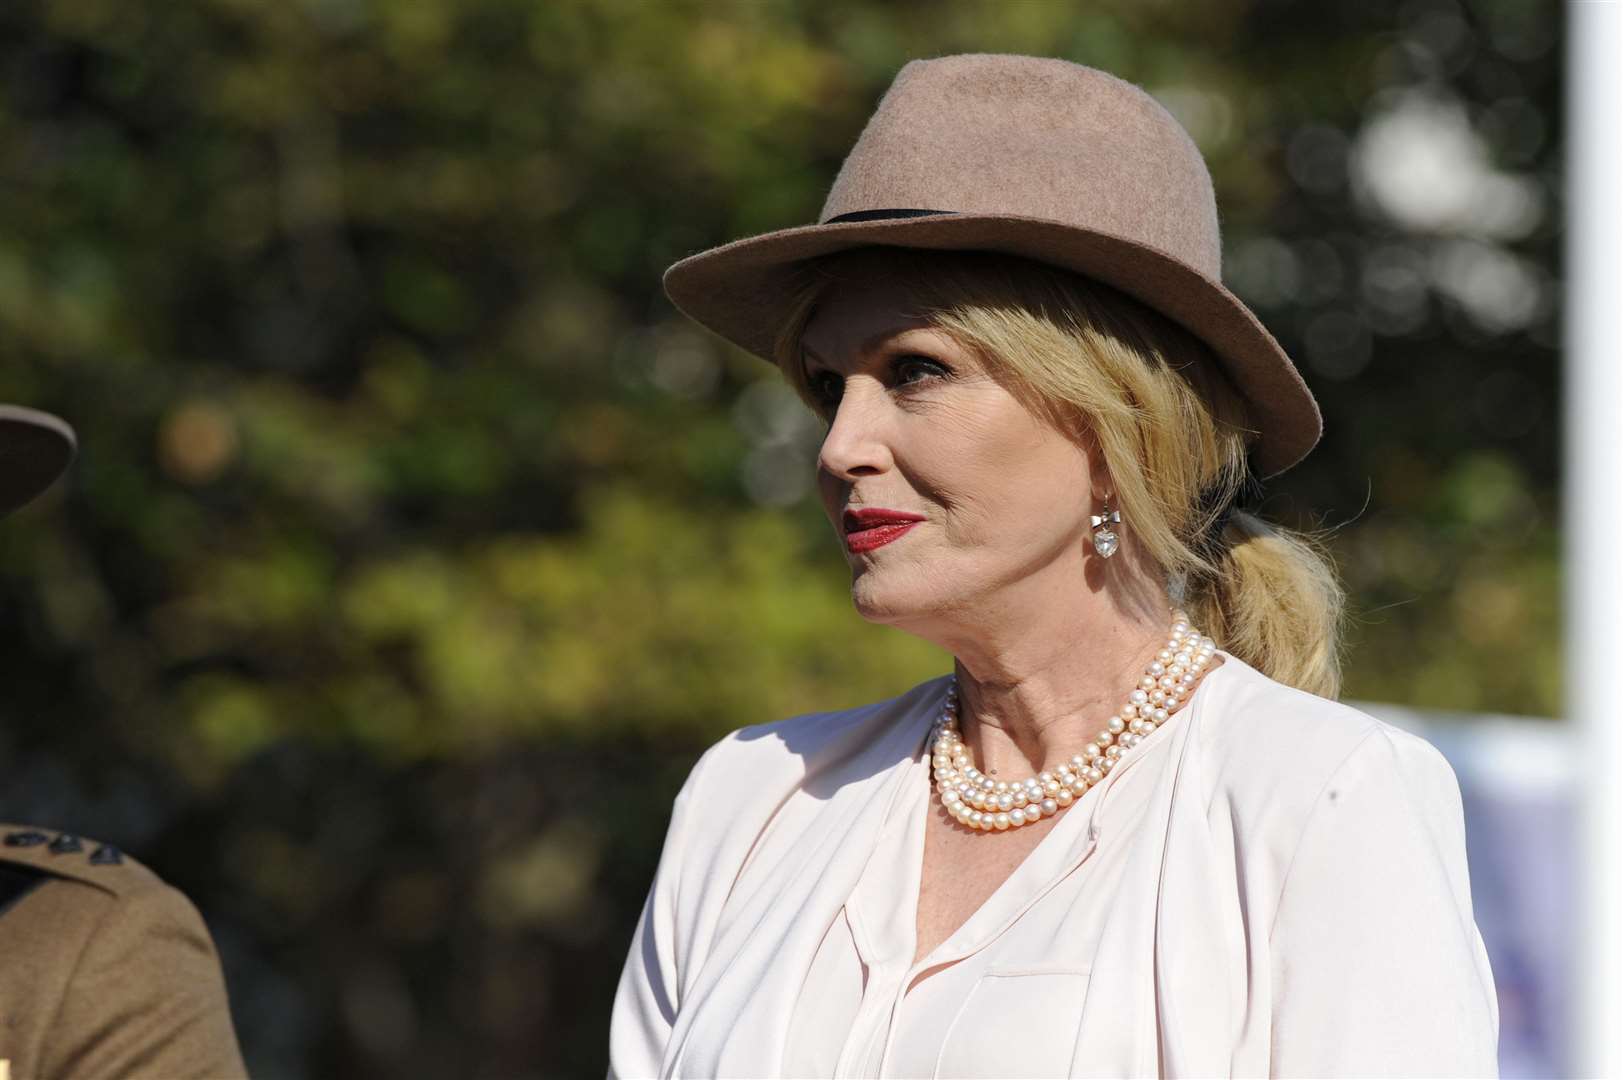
[{"left": 937, "top": 562, "right": 1183, "bottom": 780}]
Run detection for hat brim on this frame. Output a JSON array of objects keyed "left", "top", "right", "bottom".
[
  {"left": 0, "top": 405, "right": 77, "bottom": 517},
  {"left": 663, "top": 213, "right": 1321, "bottom": 480}
]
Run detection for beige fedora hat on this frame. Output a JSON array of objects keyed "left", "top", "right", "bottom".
[
  {"left": 0, "top": 404, "right": 76, "bottom": 517},
  {"left": 663, "top": 53, "right": 1322, "bottom": 479}
]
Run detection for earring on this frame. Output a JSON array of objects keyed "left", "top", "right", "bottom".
[{"left": 1090, "top": 495, "right": 1121, "bottom": 559}]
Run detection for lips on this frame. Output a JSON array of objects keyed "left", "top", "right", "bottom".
[
  {"left": 841, "top": 507, "right": 926, "bottom": 554},
  {"left": 843, "top": 507, "right": 927, "bottom": 533}
]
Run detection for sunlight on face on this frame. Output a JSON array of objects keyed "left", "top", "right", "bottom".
[{"left": 799, "top": 274, "right": 1097, "bottom": 630}]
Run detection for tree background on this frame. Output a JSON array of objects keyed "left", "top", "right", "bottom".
[{"left": 0, "top": 1, "right": 1559, "bottom": 1076}]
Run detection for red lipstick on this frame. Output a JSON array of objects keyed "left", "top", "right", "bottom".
[{"left": 843, "top": 507, "right": 926, "bottom": 553}]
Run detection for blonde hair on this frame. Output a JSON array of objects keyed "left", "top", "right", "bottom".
[{"left": 771, "top": 247, "right": 1347, "bottom": 699}]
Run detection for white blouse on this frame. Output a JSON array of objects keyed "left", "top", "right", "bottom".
[{"left": 609, "top": 651, "right": 1500, "bottom": 1078}]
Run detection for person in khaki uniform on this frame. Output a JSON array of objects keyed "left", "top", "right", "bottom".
[{"left": 0, "top": 404, "right": 248, "bottom": 1079}]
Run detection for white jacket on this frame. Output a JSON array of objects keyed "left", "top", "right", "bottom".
[{"left": 609, "top": 650, "right": 1499, "bottom": 1077}]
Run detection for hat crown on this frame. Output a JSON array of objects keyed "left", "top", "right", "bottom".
[{"left": 820, "top": 53, "right": 1222, "bottom": 277}]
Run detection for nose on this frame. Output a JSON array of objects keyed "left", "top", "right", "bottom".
[{"left": 816, "top": 380, "right": 894, "bottom": 481}]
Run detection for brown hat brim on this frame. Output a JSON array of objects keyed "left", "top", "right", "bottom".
[
  {"left": 663, "top": 212, "right": 1321, "bottom": 480},
  {"left": 0, "top": 404, "right": 77, "bottom": 517}
]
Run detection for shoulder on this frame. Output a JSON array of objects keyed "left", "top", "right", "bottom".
[
  {"left": 0, "top": 824, "right": 247, "bottom": 1078},
  {"left": 657, "top": 675, "right": 947, "bottom": 900},
  {"left": 0, "top": 823, "right": 167, "bottom": 901},
  {"left": 0, "top": 821, "right": 216, "bottom": 968},
  {"left": 684, "top": 672, "right": 950, "bottom": 794},
  {"left": 0, "top": 821, "right": 197, "bottom": 943},
  {"left": 1195, "top": 658, "right": 1464, "bottom": 841}
]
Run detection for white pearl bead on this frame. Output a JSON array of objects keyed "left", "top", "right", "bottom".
[
  {"left": 1158, "top": 649, "right": 1174, "bottom": 662},
  {"left": 1038, "top": 772, "right": 1054, "bottom": 786},
  {"left": 997, "top": 793, "right": 1014, "bottom": 811},
  {"left": 1085, "top": 766, "right": 1103, "bottom": 783},
  {"left": 1010, "top": 808, "right": 1027, "bottom": 826},
  {"left": 994, "top": 813, "right": 1011, "bottom": 830},
  {"left": 1083, "top": 744, "right": 1101, "bottom": 760},
  {"left": 1055, "top": 789, "right": 1073, "bottom": 806},
  {"left": 1140, "top": 676, "right": 1157, "bottom": 691},
  {"left": 1041, "top": 798, "right": 1058, "bottom": 816},
  {"left": 1130, "top": 689, "right": 1148, "bottom": 705},
  {"left": 1153, "top": 707, "right": 1168, "bottom": 723},
  {"left": 1149, "top": 661, "right": 1165, "bottom": 676},
  {"left": 1107, "top": 715, "right": 1125, "bottom": 733},
  {"left": 1104, "top": 744, "right": 1122, "bottom": 761}
]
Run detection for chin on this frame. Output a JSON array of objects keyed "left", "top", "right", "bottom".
[{"left": 848, "top": 573, "right": 936, "bottom": 626}]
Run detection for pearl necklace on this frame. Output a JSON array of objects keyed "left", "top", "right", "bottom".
[{"left": 930, "top": 611, "right": 1217, "bottom": 832}]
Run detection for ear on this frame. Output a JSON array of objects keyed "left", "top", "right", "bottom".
[{"left": 1077, "top": 426, "right": 1113, "bottom": 497}]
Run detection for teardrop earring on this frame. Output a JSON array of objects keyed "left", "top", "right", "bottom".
[{"left": 1090, "top": 494, "right": 1122, "bottom": 558}]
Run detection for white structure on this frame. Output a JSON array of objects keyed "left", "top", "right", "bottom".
[{"left": 1567, "top": 2, "right": 1623, "bottom": 1076}]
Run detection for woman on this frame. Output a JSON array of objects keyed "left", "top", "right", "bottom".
[
  {"left": 0, "top": 404, "right": 248, "bottom": 1078},
  {"left": 610, "top": 54, "right": 1498, "bottom": 1077}
]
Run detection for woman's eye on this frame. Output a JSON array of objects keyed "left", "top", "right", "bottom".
[
  {"left": 893, "top": 355, "right": 949, "bottom": 386},
  {"left": 805, "top": 356, "right": 947, "bottom": 414}
]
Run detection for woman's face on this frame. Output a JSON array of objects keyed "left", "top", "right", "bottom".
[{"left": 799, "top": 274, "right": 1099, "bottom": 630}]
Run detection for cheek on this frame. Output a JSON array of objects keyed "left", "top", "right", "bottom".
[{"left": 919, "top": 395, "right": 1086, "bottom": 526}]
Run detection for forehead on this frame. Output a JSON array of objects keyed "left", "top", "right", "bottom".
[{"left": 800, "top": 274, "right": 938, "bottom": 364}]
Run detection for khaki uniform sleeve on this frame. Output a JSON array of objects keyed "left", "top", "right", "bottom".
[{"left": 39, "top": 880, "right": 248, "bottom": 1080}]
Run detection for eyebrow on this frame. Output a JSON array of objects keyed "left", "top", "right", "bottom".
[{"left": 802, "top": 324, "right": 932, "bottom": 372}]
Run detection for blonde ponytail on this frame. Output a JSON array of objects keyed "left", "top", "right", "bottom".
[{"left": 1181, "top": 511, "right": 1346, "bottom": 698}]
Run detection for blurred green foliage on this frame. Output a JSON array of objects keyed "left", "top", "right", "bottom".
[{"left": 0, "top": 0, "right": 1560, "bottom": 1076}]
